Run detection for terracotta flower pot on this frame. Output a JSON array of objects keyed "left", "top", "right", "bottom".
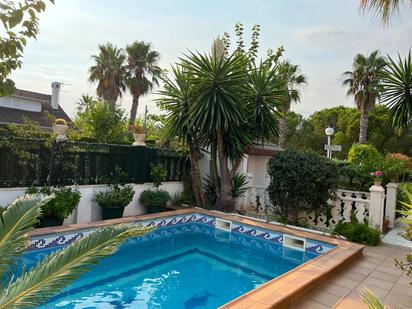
[
  {"left": 133, "top": 133, "right": 146, "bottom": 146},
  {"left": 374, "top": 180, "right": 382, "bottom": 186}
]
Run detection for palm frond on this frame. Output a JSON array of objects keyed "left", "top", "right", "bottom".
[
  {"left": 360, "top": 288, "right": 385, "bottom": 309},
  {"left": 0, "top": 224, "right": 152, "bottom": 308},
  {"left": 0, "top": 194, "right": 52, "bottom": 283}
]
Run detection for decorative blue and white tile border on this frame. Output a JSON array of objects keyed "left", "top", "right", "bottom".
[
  {"left": 27, "top": 212, "right": 334, "bottom": 254},
  {"left": 27, "top": 213, "right": 215, "bottom": 252},
  {"left": 231, "top": 222, "right": 334, "bottom": 254}
]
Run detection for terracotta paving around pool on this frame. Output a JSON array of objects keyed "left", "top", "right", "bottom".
[{"left": 293, "top": 243, "right": 412, "bottom": 309}]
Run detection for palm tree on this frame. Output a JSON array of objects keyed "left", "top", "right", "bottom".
[
  {"left": 380, "top": 51, "right": 412, "bottom": 130},
  {"left": 76, "top": 94, "right": 95, "bottom": 113},
  {"left": 126, "top": 41, "right": 162, "bottom": 127},
  {"left": 360, "top": 0, "right": 412, "bottom": 25},
  {"left": 157, "top": 66, "right": 207, "bottom": 207},
  {"left": 277, "top": 61, "right": 307, "bottom": 148},
  {"left": 343, "top": 50, "right": 387, "bottom": 144},
  {"left": 89, "top": 43, "right": 127, "bottom": 104},
  {"left": 0, "top": 194, "right": 150, "bottom": 308}
]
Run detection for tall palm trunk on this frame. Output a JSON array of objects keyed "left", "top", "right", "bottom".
[
  {"left": 278, "top": 102, "right": 289, "bottom": 148},
  {"left": 188, "top": 142, "right": 207, "bottom": 207},
  {"left": 359, "top": 105, "right": 369, "bottom": 144},
  {"left": 129, "top": 95, "right": 140, "bottom": 127},
  {"left": 216, "top": 128, "right": 233, "bottom": 211}
]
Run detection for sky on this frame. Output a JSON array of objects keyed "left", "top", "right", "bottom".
[{"left": 10, "top": 0, "right": 412, "bottom": 120}]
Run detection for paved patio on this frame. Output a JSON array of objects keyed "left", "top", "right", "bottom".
[{"left": 293, "top": 243, "right": 412, "bottom": 308}]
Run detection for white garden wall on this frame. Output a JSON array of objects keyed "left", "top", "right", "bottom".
[{"left": 0, "top": 182, "right": 183, "bottom": 225}]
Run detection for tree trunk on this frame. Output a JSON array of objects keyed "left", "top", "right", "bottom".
[
  {"left": 359, "top": 107, "right": 369, "bottom": 144},
  {"left": 278, "top": 116, "right": 286, "bottom": 147},
  {"left": 210, "top": 140, "right": 220, "bottom": 206},
  {"left": 278, "top": 103, "right": 289, "bottom": 148},
  {"left": 216, "top": 128, "right": 233, "bottom": 211},
  {"left": 189, "top": 142, "right": 207, "bottom": 207},
  {"left": 129, "top": 95, "right": 140, "bottom": 127},
  {"left": 229, "top": 156, "right": 243, "bottom": 178}
]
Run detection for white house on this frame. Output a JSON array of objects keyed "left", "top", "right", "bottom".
[{"left": 0, "top": 82, "right": 71, "bottom": 130}]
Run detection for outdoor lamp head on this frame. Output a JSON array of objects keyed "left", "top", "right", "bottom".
[{"left": 325, "top": 127, "right": 334, "bottom": 136}]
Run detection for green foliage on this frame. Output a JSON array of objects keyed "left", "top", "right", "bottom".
[
  {"left": 398, "top": 183, "right": 412, "bottom": 215},
  {"left": 150, "top": 163, "right": 167, "bottom": 190},
  {"left": 347, "top": 144, "right": 383, "bottom": 171},
  {"left": 139, "top": 189, "right": 171, "bottom": 208},
  {"left": 267, "top": 150, "right": 339, "bottom": 224},
  {"left": 0, "top": 0, "right": 53, "bottom": 96},
  {"left": 284, "top": 105, "right": 412, "bottom": 158},
  {"left": 383, "top": 153, "right": 410, "bottom": 182},
  {"left": 333, "top": 217, "right": 381, "bottom": 246},
  {"left": 360, "top": 289, "right": 385, "bottom": 309},
  {"left": 72, "top": 100, "right": 131, "bottom": 143},
  {"left": 338, "top": 162, "right": 373, "bottom": 191},
  {"left": 0, "top": 195, "right": 150, "bottom": 307},
  {"left": 380, "top": 51, "right": 412, "bottom": 130},
  {"left": 231, "top": 173, "right": 249, "bottom": 198},
  {"left": 25, "top": 187, "right": 81, "bottom": 220},
  {"left": 94, "top": 185, "right": 135, "bottom": 208}
]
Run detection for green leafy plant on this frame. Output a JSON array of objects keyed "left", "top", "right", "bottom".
[
  {"left": 25, "top": 186, "right": 81, "bottom": 221},
  {"left": 140, "top": 189, "right": 171, "bottom": 210},
  {"left": 94, "top": 185, "right": 134, "bottom": 209},
  {"left": 338, "top": 162, "right": 373, "bottom": 191},
  {"left": 383, "top": 153, "right": 411, "bottom": 182},
  {"left": 347, "top": 144, "right": 383, "bottom": 172},
  {"left": 151, "top": 163, "right": 167, "bottom": 189},
  {"left": 333, "top": 216, "right": 381, "bottom": 246},
  {"left": 395, "top": 189, "right": 412, "bottom": 283},
  {"left": 380, "top": 51, "right": 412, "bottom": 130},
  {"left": 0, "top": 194, "right": 151, "bottom": 308},
  {"left": 267, "top": 150, "right": 339, "bottom": 224},
  {"left": 0, "top": 0, "right": 54, "bottom": 96},
  {"left": 231, "top": 173, "right": 249, "bottom": 198}
]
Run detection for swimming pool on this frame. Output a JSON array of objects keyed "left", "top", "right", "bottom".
[{"left": 23, "top": 213, "right": 338, "bottom": 308}]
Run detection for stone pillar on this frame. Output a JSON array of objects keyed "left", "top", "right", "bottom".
[
  {"left": 386, "top": 183, "right": 399, "bottom": 228},
  {"left": 369, "top": 184, "right": 385, "bottom": 233}
]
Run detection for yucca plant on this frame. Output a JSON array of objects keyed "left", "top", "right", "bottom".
[
  {"left": 361, "top": 289, "right": 386, "bottom": 309},
  {"left": 0, "top": 194, "right": 151, "bottom": 308},
  {"left": 380, "top": 51, "right": 412, "bottom": 131}
]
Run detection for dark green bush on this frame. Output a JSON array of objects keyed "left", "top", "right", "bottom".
[
  {"left": 26, "top": 186, "right": 81, "bottom": 220},
  {"left": 140, "top": 189, "right": 171, "bottom": 208},
  {"left": 333, "top": 220, "right": 381, "bottom": 246},
  {"left": 94, "top": 184, "right": 134, "bottom": 208},
  {"left": 338, "top": 162, "right": 373, "bottom": 191},
  {"left": 267, "top": 150, "right": 339, "bottom": 224}
]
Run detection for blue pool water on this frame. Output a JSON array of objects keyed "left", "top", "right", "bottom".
[{"left": 22, "top": 223, "right": 319, "bottom": 308}]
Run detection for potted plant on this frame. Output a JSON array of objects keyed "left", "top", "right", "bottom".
[
  {"left": 140, "top": 164, "right": 171, "bottom": 214},
  {"left": 94, "top": 184, "right": 135, "bottom": 220},
  {"left": 370, "top": 171, "right": 383, "bottom": 186},
  {"left": 26, "top": 186, "right": 81, "bottom": 227},
  {"left": 53, "top": 118, "right": 68, "bottom": 140},
  {"left": 131, "top": 124, "right": 146, "bottom": 146}
]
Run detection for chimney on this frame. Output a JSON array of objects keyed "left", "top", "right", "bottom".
[{"left": 51, "top": 82, "right": 61, "bottom": 110}]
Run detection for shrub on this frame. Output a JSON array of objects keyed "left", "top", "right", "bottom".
[
  {"left": 384, "top": 153, "right": 411, "bottom": 182},
  {"left": 333, "top": 219, "right": 381, "bottom": 246},
  {"left": 338, "top": 162, "right": 373, "bottom": 191},
  {"left": 151, "top": 163, "right": 167, "bottom": 189},
  {"left": 25, "top": 187, "right": 81, "bottom": 220},
  {"left": 267, "top": 150, "right": 339, "bottom": 224},
  {"left": 0, "top": 206, "right": 6, "bottom": 215},
  {"left": 94, "top": 185, "right": 134, "bottom": 208},
  {"left": 140, "top": 189, "right": 171, "bottom": 209},
  {"left": 347, "top": 144, "right": 383, "bottom": 172}
]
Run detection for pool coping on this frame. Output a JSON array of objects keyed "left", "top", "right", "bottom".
[{"left": 28, "top": 208, "right": 364, "bottom": 308}]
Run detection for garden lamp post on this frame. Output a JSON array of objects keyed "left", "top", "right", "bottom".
[{"left": 325, "top": 127, "right": 334, "bottom": 159}]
